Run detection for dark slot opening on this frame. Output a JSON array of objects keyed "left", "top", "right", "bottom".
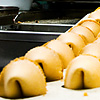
[
  {"left": 81, "top": 71, "right": 84, "bottom": 89},
  {"left": 16, "top": 80, "right": 23, "bottom": 98},
  {"left": 69, "top": 44, "right": 72, "bottom": 48},
  {"left": 38, "top": 63, "right": 50, "bottom": 82},
  {"left": 39, "top": 63, "right": 44, "bottom": 71},
  {"left": 68, "top": 44, "right": 73, "bottom": 50}
]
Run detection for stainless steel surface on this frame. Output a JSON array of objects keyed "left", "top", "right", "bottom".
[
  {"left": 0, "top": 14, "right": 16, "bottom": 25},
  {"left": 13, "top": 23, "right": 73, "bottom": 32},
  {"left": 0, "top": 30, "right": 62, "bottom": 70},
  {"left": 0, "top": 6, "right": 19, "bottom": 16}
]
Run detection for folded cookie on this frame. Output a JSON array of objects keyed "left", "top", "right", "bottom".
[
  {"left": 64, "top": 55, "right": 100, "bottom": 89},
  {"left": 0, "top": 57, "right": 46, "bottom": 98},
  {"left": 44, "top": 40, "right": 75, "bottom": 69},
  {"left": 68, "top": 25, "right": 95, "bottom": 43},
  {"left": 78, "top": 18, "right": 100, "bottom": 37},
  {"left": 57, "top": 32, "right": 86, "bottom": 56},
  {"left": 88, "top": 7, "right": 100, "bottom": 23},
  {"left": 25, "top": 46, "right": 63, "bottom": 81},
  {"left": 80, "top": 42, "right": 100, "bottom": 59}
]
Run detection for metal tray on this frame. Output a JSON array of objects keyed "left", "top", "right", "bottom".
[
  {"left": 12, "top": 23, "right": 73, "bottom": 32},
  {"left": 0, "top": 30, "right": 62, "bottom": 71},
  {"left": 0, "top": 14, "right": 16, "bottom": 25}
]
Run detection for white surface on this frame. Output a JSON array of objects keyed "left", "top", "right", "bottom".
[
  {"left": 0, "top": 80, "right": 100, "bottom": 100},
  {"left": 0, "top": 70, "right": 100, "bottom": 100},
  {"left": 0, "top": 0, "right": 33, "bottom": 10}
]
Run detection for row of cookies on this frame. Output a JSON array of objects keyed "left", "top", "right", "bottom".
[
  {"left": 64, "top": 8, "right": 100, "bottom": 89},
  {"left": 0, "top": 7, "right": 100, "bottom": 98}
]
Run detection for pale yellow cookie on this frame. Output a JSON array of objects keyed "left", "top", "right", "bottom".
[
  {"left": 68, "top": 25, "right": 95, "bottom": 43},
  {"left": 88, "top": 8, "right": 100, "bottom": 23},
  {"left": 78, "top": 18, "right": 100, "bottom": 37},
  {"left": 25, "top": 46, "right": 63, "bottom": 81},
  {"left": 64, "top": 55, "right": 100, "bottom": 89},
  {"left": 44, "top": 40, "right": 75, "bottom": 69},
  {"left": 0, "top": 57, "right": 46, "bottom": 98},
  {"left": 80, "top": 42, "right": 100, "bottom": 59},
  {"left": 57, "top": 32, "right": 86, "bottom": 56}
]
